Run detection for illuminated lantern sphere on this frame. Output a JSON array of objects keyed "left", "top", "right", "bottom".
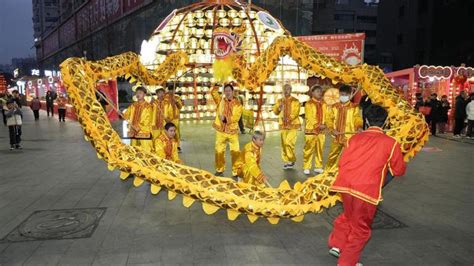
[{"left": 140, "top": 0, "right": 288, "bottom": 69}]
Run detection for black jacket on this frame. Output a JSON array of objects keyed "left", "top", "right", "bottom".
[
  {"left": 454, "top": 96, "right": 467, "bottom": 119},
  {"left": 428, "top": 99, "right": 442, "bottom": 120},
  {"left": 439, "top": 100, "right": 451, "bottom": 122}
]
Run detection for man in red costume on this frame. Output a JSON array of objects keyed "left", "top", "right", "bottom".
[{"left": 327, "top": 104, "right": 406, "bottom": 266}]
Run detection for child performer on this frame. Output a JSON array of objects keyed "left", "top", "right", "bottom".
[
  {"left": 211, "top": 83, "right": 243, "bottom": 177},
  {"left": 239, "top": 131, "right": 268, "bottom": 187},
  {"left": 164, "top": 85, "right": 183, "bottom": 151},
  {"left": 152, "top": 88, "right": 166, "bottom": 142},
  {"left": 154, "top": 122, "right": 181, "bottom": 164},
  {"left": 272, "top": 84, "right": 301, "bottom": 170},
  {"left": 303, "top": 85, "right": 327, "bottom": 175},
  {"left": 327, "top": 104, "right": 406, "bottom": 266},
  {"left": 121, "top": 86, "right": 153, "bottom": 152},
  {"left": 325, "top": 85, "right": 363, "bottom": 172}
]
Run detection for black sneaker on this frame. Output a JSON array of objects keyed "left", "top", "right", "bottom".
[
  {"left": 215, "top": 172, "right": 224, "bottom": 177},
  {"left": 15, "top": 144, "right": 22, "bottom": 150},
  {"left": 178, "top": 147, "right": 182, "bottom": 153}
]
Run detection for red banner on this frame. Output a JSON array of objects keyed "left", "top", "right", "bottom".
[
  {"left": 296, "top": 33, "right": 365, "bottom": 66},
  {"left": 96, "top": 80, "right": 119, "bottom": 122}
]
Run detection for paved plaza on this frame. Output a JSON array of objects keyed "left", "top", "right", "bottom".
[{"left": 0, "top": 108, "right": 473, "bottom": 265}]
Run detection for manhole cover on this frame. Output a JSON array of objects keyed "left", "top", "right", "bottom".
[
  {"left": 2, "top": 208, "right": 106, "bottom": 242},
  {"left": 324, "top": 203, "right": 406, "bottom": 230}
]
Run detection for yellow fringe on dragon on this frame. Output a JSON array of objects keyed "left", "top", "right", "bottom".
[{"left": 60, "top": 36, "right": 428, "bottom": 224}]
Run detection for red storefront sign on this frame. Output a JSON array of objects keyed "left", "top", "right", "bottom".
[
  {"left": 0, "top": 74, "right": 7, "bottom": 94},
  {"left": 296, "top": 33, "right": 365, "bottom": 66}
]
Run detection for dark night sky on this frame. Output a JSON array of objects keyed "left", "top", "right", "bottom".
[{"left": 0, "top": 0, "right": 35, "bottom": 64}]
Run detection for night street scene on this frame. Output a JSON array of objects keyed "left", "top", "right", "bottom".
[{"left": 0, "top": 0, "right": 473, "bottom": 265}]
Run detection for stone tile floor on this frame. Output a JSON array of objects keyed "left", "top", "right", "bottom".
[{"left": 0, "top": 108, "right": 472, "bottom": 265}]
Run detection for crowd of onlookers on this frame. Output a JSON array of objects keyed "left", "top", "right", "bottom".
[
  {"left": 0, "top": 90, "right": 70, "bottom": 150},
  {"left": 415, "top": 91, "right": 474, "bottom": 139}
]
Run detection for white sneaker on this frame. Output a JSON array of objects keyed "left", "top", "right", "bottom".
[
  {"left": 314, "top": 168, "right": 324, "bottom": 174},
  {"left": 329, "top": 247, "right": 340, "bottom": 258},
  {"left": 283, "top": 164, "right": 289, "bottom": 170},
  {"left": 356, "top": 263, "right": 363, "bottom": 266},
  {"left": 453, "top": 135, "right": 461, "bottom": 138},
  {"left": 303, "top": 169, "right": 310, "bottom": 175}
]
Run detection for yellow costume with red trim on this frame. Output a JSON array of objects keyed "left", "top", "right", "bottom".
[
  {"left": 154, "top": 132, "right": 181, "bottom": 164},
  {"left": 164, "top": 94, "right": 183, "bottom": 146},
  {"left": 325, "top": 102, "right": 363, "bottom": 171},
  {"left": 272, "top": 96, "right": 301, "bottom": 163},
  {"left": 211, "top": 86, "right": 243, "bottom": 175},
  {"left": 151, "top": 98, "right": 166, "bottom": 141},
  {"left": 239, "top": 141, "right": 265, "bottom": 187},
  {"left": 303, "top": 98, "right": 327, "bottom": 170},
  {"left": 122, "top": 101, "right": 153, "bottom": 152}
]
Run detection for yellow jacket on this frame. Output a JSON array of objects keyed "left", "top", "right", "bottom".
[
  {"left": 123, "top": 101, "right": 153, "bottom": 136},
  {"left": 305, "top": 98, "right": 327, "bottom": 134},
  {"left": 326, "top": 102, "right": 363, "bottom": 144},
  {"left": 154, "top": 132, "right": 181, "bottom": 163},
  {"left": 152, "top": 99, "right": 166, "bottom": 130},
  {"left": 273, "top": 96, "right": 301, "bottom": 130},
  {"left": 240, "top": 141, "right": 265, "bottom": 186},
  {"left": 211, "top": 86, "right": 243, "bottom": 135},
  {"left": 164, "top": 94, "right": 183, "bottom": 122}
]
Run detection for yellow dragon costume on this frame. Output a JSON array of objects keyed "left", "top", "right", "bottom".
[{"left": 60, "top": 3, "right": 428, "bottom": 224}]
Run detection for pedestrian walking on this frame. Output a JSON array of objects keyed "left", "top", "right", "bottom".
[
  {"left": 465, "top": 94, "right": 474, "bottom": 139},
  {"left": 30, "top": 96, "right": 41, "bottom": 121},
  {"left": 45, "top": 91, "right": 55, "bottom": 117},
  {"left": 57, "top": 94, "right": 67, "bottom": 122},
  {"left": 438, "top": 95, "right": 451, "bottom": 134},
  {"left": 453, "top": 91, "right": 468, "bottom": 138}
]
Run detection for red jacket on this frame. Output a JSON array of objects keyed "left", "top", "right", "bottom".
[{"left": 330, "top": 127, "right": 406, "bottom": 205}]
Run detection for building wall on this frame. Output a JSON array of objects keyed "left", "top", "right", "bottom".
[
  {"left": 32, "top": 0, "right": 60, "bottom": 38},
  {"left": 312, "top": 0, "right": 378, "bottom": 64},
  {"left": 376, "top": 0, "right": 474, "bottom": 71},
  {"left": 35, "top": 0, "right": 316, "bottom": 70}
]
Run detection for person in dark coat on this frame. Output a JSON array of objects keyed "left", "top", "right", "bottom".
[
  {"left": 414, "top": 93, "right": 424, "bottom": 110},
  {"left": 438, "top": 95, "right": 451, "bottom": 134},
  {"left": 427, "top": 93, "right": 442, "bottom": 136},
  {"left": 45, "top": 91, "right": 56, "bottom": 117},
  {"left": 359, "top": 94, "right": 373, "bottom": 129},
  {"left": 453, "top": 91, "right": 468, "bottom": 137}
]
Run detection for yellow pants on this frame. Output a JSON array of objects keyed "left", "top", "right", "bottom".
[
  {"left": 280, "top": 129, "right": 298, "bottom": 163},
  {"left": 130, "top": 139, "right": 153, "bottom": 153},
  {"left": 325, "top": 139, "right": 344, "bottom": 172},
  {"left": 303, "top": 134, "right": 326, "bottom": 170},
  {"left": 215, "top": 131, "right": 241, "bottom": 175}
]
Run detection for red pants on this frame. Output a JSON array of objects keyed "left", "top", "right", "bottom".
[{"left": 328, "top": 193, "right": 377, "bottom": 266}]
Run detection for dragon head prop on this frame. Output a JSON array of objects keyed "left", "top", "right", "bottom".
[
  {"left": 212, "top": 25, "right": 246, "bottom": 60},
  {"left": 212, "top": 25, "right": 246, "bottom": 83}
]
